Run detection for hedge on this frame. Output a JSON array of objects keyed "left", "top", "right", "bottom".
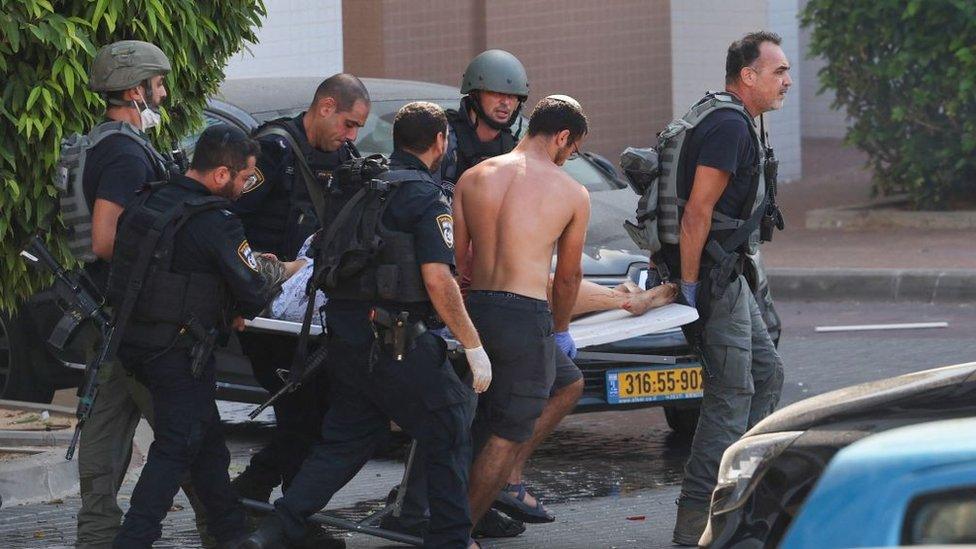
[
  {"left": 0, "top": 0, "right": 266, "bottom": 311},
  {"left": 802, "top": 0, "right": 976, "bottom": 209}
]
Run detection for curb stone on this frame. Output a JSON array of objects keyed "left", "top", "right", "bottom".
[
  {"left": 806, "top": 198, "right": 976, "bottom": 230},
  {"left": 0, "top": 400, "right": 153, "bottom": 506},
  {"left": 768, "top": 268, "right": 976, "bottom": 302}
]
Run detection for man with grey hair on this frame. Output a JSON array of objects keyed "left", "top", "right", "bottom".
[{"left": 668, "top": 31, "right": 789, "bottom": 544}]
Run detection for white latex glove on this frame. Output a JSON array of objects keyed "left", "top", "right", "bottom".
[{"left": 465, "top": 345, "right": 492, "bottom": 393}]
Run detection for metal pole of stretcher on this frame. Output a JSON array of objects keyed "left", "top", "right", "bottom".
[{"left": 239, "top": 440, "right": 423, "bottom": 546}]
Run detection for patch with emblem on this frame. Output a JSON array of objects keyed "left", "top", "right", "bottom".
[
  {"left": 436, "top": 214, "right": 454, "bottom": 248},
  {"left": 237, "top": 241, "right": 259, "bottom": 272},
  {"left": 243, "top": 166, "right": 265, "bottom": 194}
]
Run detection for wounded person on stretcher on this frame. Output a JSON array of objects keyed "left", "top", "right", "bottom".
[{"left": 264, "top": 237, "right": 678, "bottom": 325}]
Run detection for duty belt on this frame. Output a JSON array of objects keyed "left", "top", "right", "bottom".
[{"left": 369, "top": 307, "right": 427, "bottom": 362}]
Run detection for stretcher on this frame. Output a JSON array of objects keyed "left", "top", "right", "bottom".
[{"left": 244, "top": 302, "right": 698, "bottom": 349}]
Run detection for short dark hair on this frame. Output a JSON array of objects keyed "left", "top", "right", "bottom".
[
  {"left": 189, "top": 123, "right": 261, "bottom": 173},
  {"left": 726, "top": 31, "right": 782, "bottom": 85},
  {"left": 393, "top": 101, "right": 447, "bottom": 155},
  {"left": 311, "top": 73, "right": 370, "bottom": 112},
  {"left": 526, "top": 96, "right": 588, "bottom": 143}
]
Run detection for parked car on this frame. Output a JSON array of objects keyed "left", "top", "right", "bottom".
[
  {"left": 700, "top": 360, "right": 976, "bottom": 548},
  {"left": 779, "top": 416, "right": 976, "bottom": 548},
  {"left": 0, "top": 77, "right": 701, "bottom": 431}
]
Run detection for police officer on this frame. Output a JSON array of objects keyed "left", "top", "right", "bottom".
[
  {"left": 438, "top": 49, "right": 528, "bottom": 196},
  {"left": 74, "top": 40, "right": 209, "bottom": 548},
  {"left": 242, "top": 102, "right": 491, "bottom": 549},
  {"left": 668, "top": 32, "right": 789, "bottom": 545},
  {"left": 230, "top": 74, "right": 370, "bottom": 513},
  {"left": 108, "top": 124, "right": 288, "bottom": 548}
]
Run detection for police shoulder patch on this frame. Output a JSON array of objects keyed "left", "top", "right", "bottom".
[
  {"left": 243, "top": 166, "right": 265, "bottom": 194},
  {"left": 436, "top": 214, "right": 454, "bottom": 249},
  {"left": 237, "top": 240, "right": 259, "bottom": 272}
]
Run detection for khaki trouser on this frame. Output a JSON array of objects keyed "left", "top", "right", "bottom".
[
  {"left": 678, "top": 275, "right": 785, "bottom": 507},
  {"left": 76, "top": 356, "right": 211, "bottom": 548}
]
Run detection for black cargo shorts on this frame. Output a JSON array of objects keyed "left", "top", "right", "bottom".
[{"left": 466, "top": 290, "right": 578, "bottom": 443}]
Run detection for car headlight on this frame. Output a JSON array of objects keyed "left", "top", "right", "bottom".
[{"left": 711, "top": 431, "right": 803, "bottom": 514}]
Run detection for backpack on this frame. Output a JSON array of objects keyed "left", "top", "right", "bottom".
[
  {"left": 311, "top": 154, "right": 430, "bottom": 303},
  {"left": 622, "top": 91, "right": 766, "bottom": 259},
  {"left": 287, "top": 156, "right": 431, "bottom": 384},
  {"left": 55, "top": 121, "right": 168, "bottom": 263}
]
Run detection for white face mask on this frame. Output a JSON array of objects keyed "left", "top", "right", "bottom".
[{"left": 134, "top": 98, "right": 161, "bottom": 131}]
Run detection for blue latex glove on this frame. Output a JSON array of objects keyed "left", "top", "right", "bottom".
[
  {"left": 430, "top": 326, "right": 453, "bottom": 340},
  {"left": 554, "top": 331, "right": 577, "bottom": 358},
  {"left": 680, "top": 280, "right": 699, "bottom": 308}
]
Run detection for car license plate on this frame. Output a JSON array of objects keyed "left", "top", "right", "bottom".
[{"left": 606, "top": 365, "right": 703, "bottom": 404}]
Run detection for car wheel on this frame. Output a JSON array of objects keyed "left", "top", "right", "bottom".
[
  {"left": 0, "top": 309, "right": 55, "bottom": 403},
  {"left": 664, "top": 405, "right": 700, "bottom": 436}
]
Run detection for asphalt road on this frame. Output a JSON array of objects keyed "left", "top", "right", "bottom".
[{"left": 1, "top": 300, "right": 973, "bottom": 548}]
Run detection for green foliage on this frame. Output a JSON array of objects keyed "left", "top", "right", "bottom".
[
  {"left": 802, "top": 0, "right": 976, "bottom": 209},
  {"left": 0, "top": 0, "right": 265, "bottom": 311}
]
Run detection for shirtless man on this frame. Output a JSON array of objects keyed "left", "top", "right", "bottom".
[{"left": 453, "top": 95, "right": 591, "bottom": 533}]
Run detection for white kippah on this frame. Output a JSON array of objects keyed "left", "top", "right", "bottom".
[{"left": 545, "top": 94, "right": 582, "bottom": 110}]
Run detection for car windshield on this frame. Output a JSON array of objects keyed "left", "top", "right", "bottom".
[{"left": 247, "top": 99, "right": 621, "bottom": 192}]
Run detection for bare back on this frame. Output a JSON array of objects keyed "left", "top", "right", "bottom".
[{"left": 454, "top": 148, "right": 589, "bottom": 301}]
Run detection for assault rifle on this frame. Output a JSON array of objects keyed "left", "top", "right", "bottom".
[
  {"left": 20, "top": 235, "right": 115, "bottom": 460},
  {"left": 247, "top": 344, "right": 328, "bottom": 420}
]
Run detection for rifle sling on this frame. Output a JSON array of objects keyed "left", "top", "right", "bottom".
[{"left": 254, "top": 126, "right": 329, "bottom": 229}]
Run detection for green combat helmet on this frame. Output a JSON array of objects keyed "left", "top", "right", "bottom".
[
  {"left": 89, "top": 40, "right": 171, "bottom": 93},
  {"left": 461, "top": 49, "right": 529, "bottom": 130},
  {"left": 461, "top": 49, "right": 529, "bottom": 98}
]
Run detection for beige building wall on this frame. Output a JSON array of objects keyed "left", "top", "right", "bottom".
[
  {"left": 225, "top": 0, "right": 343, "bottom": 79},
  {"left": 670, "top": 0, "right": 802, "bottom": 181},
  {"left": 343, "top": 0, "right": 672, "bottom": 160},
  {"left": 798, "top": 0, "right": 848, "bottom": 138}
]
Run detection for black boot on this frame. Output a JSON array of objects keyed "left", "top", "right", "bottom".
[
  {"left": 231, "top": 468, "right": 277, "bottom": 503},
  {"left": 290, "top": 525, "right": 347, "bottom": 549},
  {"left": 239, "top": 515, "right": 289, "bottom": 549}
]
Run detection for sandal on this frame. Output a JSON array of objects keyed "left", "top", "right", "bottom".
[{"left": 492, "top": 482, "right": 555, "bottom": 524}]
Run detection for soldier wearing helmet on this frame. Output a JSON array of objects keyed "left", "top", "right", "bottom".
[
  {"left": 74, "top": 40, "right": 212, "bottom": 548},
  {"left": 437, "top": 49, "right": 530, "bottom": 195}
]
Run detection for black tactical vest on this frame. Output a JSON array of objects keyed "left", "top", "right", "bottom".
[
  {"left": 247, "top": 116, "right": 360, "bottom": 260},
  {"left": 440, "top": 105, "right": 517, "bottom": 188},
  {"left": 107, "top": 183, "right": 230, "bottom": 349},
  {"left": 312, "top": 168, "right": 432, "bottom": 304}
]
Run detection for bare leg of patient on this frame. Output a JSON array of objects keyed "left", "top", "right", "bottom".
[{"left": 548, "top": 278, "right": 678, "bottom": 317}]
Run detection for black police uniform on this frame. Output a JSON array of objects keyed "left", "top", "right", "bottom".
[
  {"left": 233, "top": 113, "right": 359, "bottom": 261},
  {"left": 229, "top": 113, "right": 358, "bottom": 499},
  {"left": 266, "top": 150, "right": 475, "bottom": 548},
  {"left": 110, "top": 174, "right": 271, "bottom": 548}
]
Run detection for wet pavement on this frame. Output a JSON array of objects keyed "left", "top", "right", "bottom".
[{"left": 1, "top": 300, "right": 973, "bottom": 548}]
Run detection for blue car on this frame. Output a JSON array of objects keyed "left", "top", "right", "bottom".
[
  {"left": 781, "top": 416, "right": 976, "bottom": 548},
  {"left": 701, "top": 361, "right": 976, "bottom": 547}
]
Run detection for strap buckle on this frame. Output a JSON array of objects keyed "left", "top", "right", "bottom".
[{"left": 366, "top": 179, "right": 391, "bottom": 192}]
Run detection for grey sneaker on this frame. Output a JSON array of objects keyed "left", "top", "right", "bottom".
[{"left": 672, "top": 503, "right": 708, "bottom": 546}]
